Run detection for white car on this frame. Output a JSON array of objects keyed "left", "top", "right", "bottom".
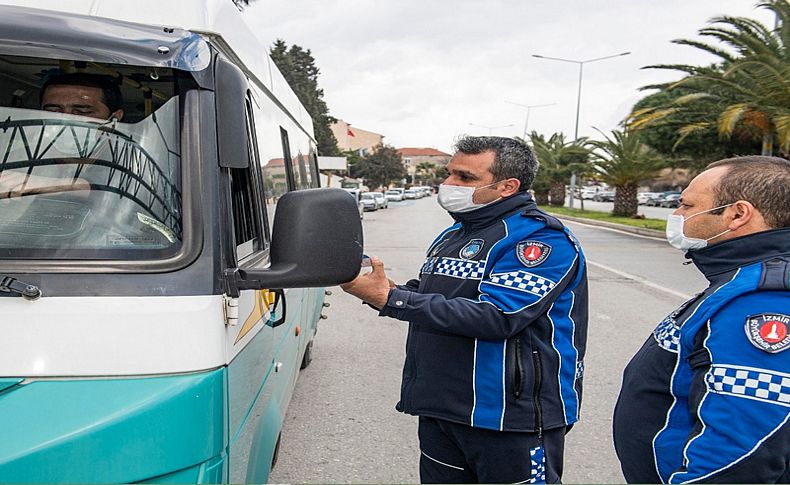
[
  {"left": 360, "top": 192, "right": 379, "bottom": 211},
  {"left": 371, "top": 192, "right": 388, "bottom": 209},
  {"left": 385, "top": 189, "right": 404, "bottom": 202},
  {"left": 403, "top": 189, "right": 418, "bottom": 199},
  {"left": 637, "top": 192, "right": 661, "bottom": 205}
]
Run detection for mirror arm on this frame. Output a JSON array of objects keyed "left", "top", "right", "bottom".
[{"left": 224, "top": 264, "right": 298, "bottom": 298}]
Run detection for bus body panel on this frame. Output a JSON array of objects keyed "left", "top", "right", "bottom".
[{"left": 0, "top": 369, "right": 227, "bottom": 483}]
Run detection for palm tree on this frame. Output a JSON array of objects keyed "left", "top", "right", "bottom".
[
  {"left": 587, "top": 129, "right": 666, "bottom": 217},
  {"left": 628, "top": 0, "right": 790, "bottom": 156},
  {"left": 528, "top": 132, "right": 589, "bottom": 207}
]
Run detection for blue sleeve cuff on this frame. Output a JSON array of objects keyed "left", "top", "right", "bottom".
[{"left": 379, "top": 287, "right": 411, "bottom": 320}]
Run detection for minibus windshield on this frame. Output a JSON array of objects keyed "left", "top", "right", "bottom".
[{"left": 0, "top": 55, "right": 185, "bottom": 260}]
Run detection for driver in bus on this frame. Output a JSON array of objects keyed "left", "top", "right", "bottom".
[
  {"left": 41, "top": 72, "right": 125, "bottom": 121},
  {"left": 0, "top": 73, "right": 124, "bottom": 198}
]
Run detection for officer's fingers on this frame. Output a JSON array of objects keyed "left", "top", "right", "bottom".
[{"left": 369, "top": 257, "right": 386, "bottom": 276}]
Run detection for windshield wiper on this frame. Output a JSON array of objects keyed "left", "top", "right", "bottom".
[{"left": 0, "top": 276, "right": 41, "bottom": 300}]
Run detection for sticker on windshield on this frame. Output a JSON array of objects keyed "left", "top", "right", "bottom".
[
  {"left": 137, "top": 212, "right": 176, "bottom": 243},
  {"left": 0, "top": 198, "right": 89, "bottom": 236}
]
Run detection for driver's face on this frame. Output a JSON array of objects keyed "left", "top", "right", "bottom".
[{"left": 41, "top": 85, "right": 118, "bottom": 120}]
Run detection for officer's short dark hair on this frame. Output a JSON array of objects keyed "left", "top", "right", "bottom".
[
  {"left": 453, "top": 136, "right": 538, "bottom": 191},
  {"left": 706, "top": 155, "right": 790, "bottom": 228},
  {"left": 41, "top": 73, "right": 124, "bottom": 112}
]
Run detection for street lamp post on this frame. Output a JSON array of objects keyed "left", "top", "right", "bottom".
[
  {"left": 468, "top": 122, "right": 514, "bottom": 136},
  {"left": 532, "top": 51, "right": 631, "bottom": 209},
  {"left": 505, "top": 101, "right": 557, "bottom": 140}
]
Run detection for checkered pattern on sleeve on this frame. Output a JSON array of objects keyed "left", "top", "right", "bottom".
[
  {"left": 420, "top": 257, "right": 438, "bottom": 274},
  {"left": 485, "top": 270, "right": 556, "bottom": 298},
  {"left": 575, "top": 360, "right": 585, "bottom": 380},
  {"left": 652, "top": 316, "right": 680, "bottom": 354},
  {"left": 433, "top": 257, "right": 486, "bottom": 280},
  {"left": 707, "top": 365, "right": 790, "bottom": 407}
]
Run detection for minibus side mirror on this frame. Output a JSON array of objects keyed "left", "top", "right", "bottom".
[
  {"left": 215, "top": 57, "right": 249, "bottom": 169},
  {"left": 224, "top": 188, "right": 363, "bottom": 296}
]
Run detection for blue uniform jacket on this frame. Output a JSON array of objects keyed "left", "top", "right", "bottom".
[
  {"left": 380, "top": 193, "right": 588, "bottom": 432},
  {"left": 614, "top": 228, "right": 790, "bottom": 483}
]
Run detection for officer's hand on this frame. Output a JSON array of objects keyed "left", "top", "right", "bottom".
[{"left": 341, "top": 256, "right": 391, "bottom": 309}]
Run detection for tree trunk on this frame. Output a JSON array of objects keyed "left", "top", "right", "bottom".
[
  {"left": 762, "top": 132, "right": 774, "bottom": 156},
  {"left": 534, "top": 190, "right": 550, "bottom": 206},
  {"left": 549, "top": 180, "right": 566, "bottom": 207},
  {"left": 612, "top": 184, "right": 638, "bottom": 217}
]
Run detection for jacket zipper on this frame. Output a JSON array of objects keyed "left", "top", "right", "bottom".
[
  {"left": 513, "top": 336, "right": 524, "bottom": 398},
  {"left": 532, "top": 350, "right": 543, "bottom": 439}
]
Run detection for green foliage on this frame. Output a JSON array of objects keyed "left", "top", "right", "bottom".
[
  {"left": 270, "top": 40, "right": 341, "bottom": 156},
  {"left": 628, "top": 0, "right": 790, "bottom": 156},
  {"left": 354, "top": 144, "right": 407, "bottom": 190},
  {"left": 631, "top": 90, "right": 761, "bottom": 174},
  {"left": 587, "top": 129, "right": 667, "bottom": 216},
  {"left": 528, "top": 131, "right": 589, "bottom": 206}
]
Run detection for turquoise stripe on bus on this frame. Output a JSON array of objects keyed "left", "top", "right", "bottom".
[{"left": 0, "top": 369, "right": 227, "bottom": 484}]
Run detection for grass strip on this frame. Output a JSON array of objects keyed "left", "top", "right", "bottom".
[{"left": 539, "top": 205, "right": 667, "bottom": 231}]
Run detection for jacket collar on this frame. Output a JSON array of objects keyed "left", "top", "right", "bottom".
[
  {"left": 687, "top": 227, "right": 790, "bottom": 280},
  {"left": 449, "top": 192, "right": 536, "bottom": 228}
]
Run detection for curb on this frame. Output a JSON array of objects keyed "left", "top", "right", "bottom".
[{"left": 546, "top": 213, "right": 666, "bottom": 239}]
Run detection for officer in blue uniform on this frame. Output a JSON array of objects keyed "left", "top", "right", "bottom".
[
  {"left": 613, "top": 156, "right": 790, "bottom": 483},
  {"left": 342, "top": 136, "right": 588, "bottom": 483}
]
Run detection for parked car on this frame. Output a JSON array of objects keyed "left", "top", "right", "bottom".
[
  {"left": 580, "top": 188, "right": 598, "bottom": 200},
  {"left": 660, "top": 193, "right": 682, "bottom": 208},
  {"left": 371, "top": 191, "right": 388, "bottom": 209},
  {"left": 593, "top": 191, "right": 615, "bottom": 202},
  {"left": 403, "top": 189, "right": 419, "bottom": 199},
  {"left": 637, "top": 192, "right": 661, "bottom": 205},
  {"left": 343, "top": 188, "right": 365, "bottom": 218},
  {"left": 360, "top": 192, "right": 380, "bottom": 211},
  {"left": 646, "top": 191, "right": 680, "bottom": 207},
  {"left": 385, "top": 189, "right": 404, "bottom": 202}
]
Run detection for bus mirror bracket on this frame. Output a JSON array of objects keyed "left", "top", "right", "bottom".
[{"left": 224, "top": 188, "right": 364, "bottom": 297}]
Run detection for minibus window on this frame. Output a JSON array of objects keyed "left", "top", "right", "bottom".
[
  {"left": 0, "top": 55, "right": 185, "bottom": 260},
  {"left": 230, "top": 98, "right": 267, "bottom": 262},
  {"left": 279, "top": 127, "right": 296, "bottom": 190},
  {"left": 296, "top": 152, "right": 310, "bottom": 189},
  {"left": 308, "top": 151, "right": 320, "bottom": 188}
]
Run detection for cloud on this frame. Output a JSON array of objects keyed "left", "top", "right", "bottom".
[{"left": 247, "top": 0, "right": 775, "bottom": 152}]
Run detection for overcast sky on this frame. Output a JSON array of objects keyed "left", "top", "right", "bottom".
[{"left": 246, "top": 1, "right": 774, "bottom": 153}]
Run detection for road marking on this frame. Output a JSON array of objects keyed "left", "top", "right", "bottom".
[{"left": 587, "top": 259, "right": 693, "bottom": 301}]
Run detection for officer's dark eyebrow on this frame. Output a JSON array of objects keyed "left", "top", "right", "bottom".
[{"left": 449, "top": 168, "right": 478, "bottom": 180}]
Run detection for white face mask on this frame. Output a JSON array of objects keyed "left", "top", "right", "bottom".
[
  {"left": 437, "top": 181, "right": 500, "bottom": 213},
  {"left": 665, "top": 203, "right": 734, "bottom": 251}
]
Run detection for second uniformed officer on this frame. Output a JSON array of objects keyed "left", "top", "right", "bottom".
[
  {"left": 613, "top": 156, "right": 790, "bottom": 483},
  {"left": 342, "top": 136, "right": 589, "bottom": 483}
]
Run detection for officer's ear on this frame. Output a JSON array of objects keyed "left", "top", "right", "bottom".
[{"left": 499, "top": 178, "right": 521, "bottom": 197}]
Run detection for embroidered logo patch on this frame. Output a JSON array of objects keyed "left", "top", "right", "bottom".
[
  {"left": 459, "top": 239, "right": 484, "bottom": 259},
  {"left": 516, "top": 240, "right": 551, "bottom": 267},
  {"left": 745, "top": 313, "right": 790, "bottom": 353}
]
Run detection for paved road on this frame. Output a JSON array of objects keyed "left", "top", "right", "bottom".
[{"left": 270, "top": 197, "right": 706, "bottom": 484}]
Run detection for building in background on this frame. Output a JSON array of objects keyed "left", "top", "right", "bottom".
[
  {"left": 331, "top": 119, "right": 384, "bottom": 156},
  {"left": 396, "top": 147, "right": 451, "bottom": 185}
]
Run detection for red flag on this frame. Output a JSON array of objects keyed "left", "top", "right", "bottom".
[{"left": 347, "top": 128, "right": 355, "bottom": 137}]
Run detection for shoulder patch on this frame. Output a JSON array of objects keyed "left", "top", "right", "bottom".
[
  {"left": 745, "top": 313, "right": 790, "bottom": 354},
  {"left": 459, "top": 239, "right": 484, "bottom": 259},
  {"left": 516, "top": 240, "right": 551, "bottom": 267}
]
